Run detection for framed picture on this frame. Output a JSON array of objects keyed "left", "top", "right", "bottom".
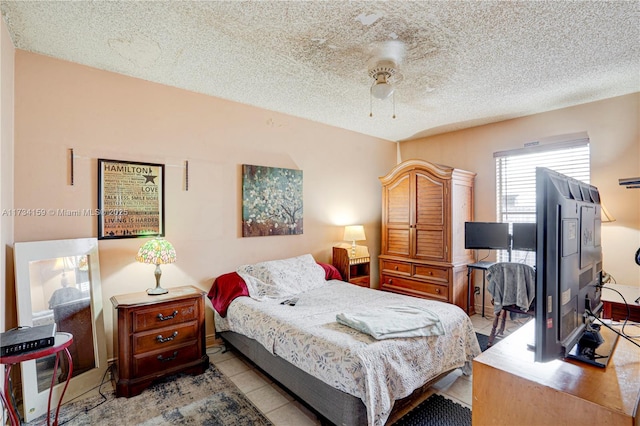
[
  {"left": 97, "top": 159, "right": 165, "bottom": 239},
  {"left": 242, "top": 164, "right": 303, "bottom": 237}
]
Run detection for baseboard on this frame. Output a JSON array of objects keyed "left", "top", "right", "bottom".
[{"left": 206, "top": 333, "right": 223, "bottom": 348}]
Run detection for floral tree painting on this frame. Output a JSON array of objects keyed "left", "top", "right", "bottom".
[{"left": 242, "top": 164, "right": 303, "bottom": 237}]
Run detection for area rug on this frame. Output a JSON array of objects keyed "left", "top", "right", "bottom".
[
  {"left": 476, "top": 332, "right": 490, "bottom": 352},
  {"left": 25, "top": 363, "right": 272, "bottom": 426},
  {"left": 394, "top": 394, "right": 471, "bottom": 426}
]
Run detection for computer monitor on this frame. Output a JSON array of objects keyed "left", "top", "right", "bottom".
[
  {"left": 464, "top": 222, "right": 510, "bottom": 250},
  {"left": 512, "top": 222, "right": 536, "bottom": 251}
]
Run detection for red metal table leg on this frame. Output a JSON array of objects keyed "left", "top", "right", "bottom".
[{"left": 47, "top": 347, "right": 73, "bottom": 426}]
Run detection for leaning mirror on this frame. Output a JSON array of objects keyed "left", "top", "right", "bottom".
[{"left": 14, "top": 238, "right": 107, "bottom": 422}]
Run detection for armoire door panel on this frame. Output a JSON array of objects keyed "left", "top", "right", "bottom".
[
  {"left": 386, "top": 228, "right": 411, "bottom": 256},
  {"left": 415, "top": 229, "right": 445, "bottom": 259},
  {"left": 415, "top": 173, "right": 444, "bottom": 226},
  {"left": 386, "top": 175, "right": 411, "bottom": 224}
]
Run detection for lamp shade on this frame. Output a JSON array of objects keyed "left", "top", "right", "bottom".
[
  {"left": 601, "top": 203, "right": 615, "bottom": 223},
  {"left": 136, "top": 238, "right": 176, "bottom": 265},
  {"left": 344, "top": 225, "right": 366, "bottom": 242}
]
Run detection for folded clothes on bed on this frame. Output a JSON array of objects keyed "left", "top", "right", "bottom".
[{"left": 336, "top": 305, "right": 444, "bottom": 340}]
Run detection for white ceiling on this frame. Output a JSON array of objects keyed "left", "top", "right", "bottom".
[{"left": 1, "top": 1, "right": 638, "bottom": 142}]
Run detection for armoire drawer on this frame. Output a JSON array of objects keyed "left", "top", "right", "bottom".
[
  {"left": 381, "top": 260, "right": 412, "bottom": 276},
  {"left": 413, "top": 264, "right": 449, "bottom": 283},
  {"left": 380, "top": 274, "right": 449, "bottom": 302}
]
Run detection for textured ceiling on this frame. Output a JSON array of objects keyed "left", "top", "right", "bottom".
[{"left": 1, "top": 1, "right": 639, "bottom": 142}]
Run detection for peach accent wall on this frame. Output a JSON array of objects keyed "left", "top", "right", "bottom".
[
  {"left": 12, "top": 51, "right": 397, "bottom": 358},
  {"left": 400, "top": 94, "right": 640, "bottom": 300}
]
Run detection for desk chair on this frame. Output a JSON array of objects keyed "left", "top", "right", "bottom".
[{"left": 486, "top": 262, "right": 535, "bottom": 347}]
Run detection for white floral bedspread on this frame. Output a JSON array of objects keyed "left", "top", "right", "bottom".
[{"left": 215, "top": 281, "right": 480, "bottom": 426}]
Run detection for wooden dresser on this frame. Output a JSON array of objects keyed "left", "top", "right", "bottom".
[
  {"left": 111, "top": 285, "right": 209, "bottom": 397},
  {"left": 473, "top": 320, "right": 640, "bottom": 425},
  {"left": 379, "top": 160, "right": 475, "bottom": 312}
]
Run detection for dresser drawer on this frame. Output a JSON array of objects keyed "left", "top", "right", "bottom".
[
  {"left": 133, "top": 343, "right": 200, "bottom": 378},
  {"left": 413, "top": 264, "right": 449, "bottom": 283},
  {"left": 132, "top": 299, "right": 199, "bottom": 332},
  {"left": 381, "top": 274, "right": 449, "bottom": 302},
  {"left": 381, "top": 260, "right": 412, "bottom": 276},
  {"left": 133, "top": 321, "right": 199, "bottom": 355}
]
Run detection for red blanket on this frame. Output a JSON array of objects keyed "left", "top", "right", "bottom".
[{"left": 207, "top": 263, "right": 342, "bottom": 317}]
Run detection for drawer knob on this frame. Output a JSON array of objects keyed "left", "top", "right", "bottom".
[
  {"left": 394, "top": 266, "right": 399, "bottom": 270},
  {"left": 157, "top": 351, "right": 179, "bottom": 362},
  {"left": 157, "top": 310, "right": 179, "bottom": 321},
  {"left": 435, "top": 288, "right": 440, "bottom": 293},
  {"left": 156, "top": 331, "right": 178, "bottom": 343},
  {"left": 428, "top": 271, "right": 433, "bottom": 275},
  {"left": 388, "top": 279, "right": 393, "bottom": 284}
]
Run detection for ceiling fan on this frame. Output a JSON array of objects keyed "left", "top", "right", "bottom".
[{"left": 367, "top": 40, "right": 406, "bottom": 118}]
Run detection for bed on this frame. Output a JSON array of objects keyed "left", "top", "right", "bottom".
[{"left": 209, "top": 254, "right": 480, "bottom": 426}]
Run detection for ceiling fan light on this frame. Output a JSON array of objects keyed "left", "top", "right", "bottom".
[{"left": 371, "top": 82, "right": 394, "bottom": 100}]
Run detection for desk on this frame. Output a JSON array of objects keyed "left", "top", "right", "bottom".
[
  {"left": 0, "top": 333, "right": 73, "bottom": 426},
  {"left": 601, "top": 284, "right": 640, "bottom": 322},
  {"left": 473, "top": 321, "right": 640, "bottom": 425},
  {"left": 466, "top": 261, "right": 495, "bottom": 317}
]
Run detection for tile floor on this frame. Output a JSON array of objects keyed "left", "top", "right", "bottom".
[{"left": 208, "top": 313, "right": 528, "bottom": 425}]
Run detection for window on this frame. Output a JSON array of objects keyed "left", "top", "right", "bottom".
[{"left": 494, "top": 135, "right": 590, "bottom": 264}]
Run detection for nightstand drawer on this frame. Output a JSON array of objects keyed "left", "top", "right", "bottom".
[
  {"left": 132, "top": 299, "right": 199, "bottom": 332},
  {"left": 133, "top": 343, "right": 200, "bottom": 377},
  {"left": 133, "top": 321, "right": 199, "bottom": 354}
]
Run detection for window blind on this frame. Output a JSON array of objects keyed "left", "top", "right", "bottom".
[{"left": 494, "top": 138, "right": 590, "bottom": 263}]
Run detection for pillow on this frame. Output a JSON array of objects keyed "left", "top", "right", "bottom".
[
  {"left": 207, "top": 272, "right": 249, "bottom": 317},
  {"left": 237, "top": 254, "right": 326, "bottom": 300},
  {"left": 317, "top": 262, "right": 343, "bottom": 281}
]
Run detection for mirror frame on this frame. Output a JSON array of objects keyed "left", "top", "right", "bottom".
[{"left": 14, "top": 238, "right": 107, "bottom": 422}]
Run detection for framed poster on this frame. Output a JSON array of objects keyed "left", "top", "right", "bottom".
[
  {"left": 97, "top": 159, "right": 165, "bottom": 239},
  {"left": 242, "top": 164, "right": 303, "bottom": 237}
]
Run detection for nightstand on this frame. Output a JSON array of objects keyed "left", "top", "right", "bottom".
[
  {"left": 110, "top": 285, "right": 209, "bottom": 397},
  {"left": 601, "top": 284, "right": 640, "bottom": 322},
  {"left": 332, "top": 245, "right": 371, "bottom": 288}
]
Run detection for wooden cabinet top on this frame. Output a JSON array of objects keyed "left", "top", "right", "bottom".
[
  {"left": 379, "top": 159, "right": 476, "bottom": 185},
  {"left": 111, "top": 285, "right": 204, "bottom": 309},
  {"left": 474, "top": 320, "right": 640, "bottom": 420}
]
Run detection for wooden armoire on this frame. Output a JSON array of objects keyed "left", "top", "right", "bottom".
[{"left": 379, "top": 159, "right": 475, "bottom": 313}]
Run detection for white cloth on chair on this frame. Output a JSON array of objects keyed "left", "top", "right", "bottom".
[{"left": 486, "top": 263, "right": 535, "bottom": 315}]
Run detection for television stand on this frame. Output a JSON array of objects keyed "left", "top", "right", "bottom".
[{"left": 566, "top": 324, "right": 620, "bottom": 368}]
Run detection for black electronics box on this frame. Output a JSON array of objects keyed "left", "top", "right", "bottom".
[{"left": 1, "top": 324, "right": 57, "bottom": 357}]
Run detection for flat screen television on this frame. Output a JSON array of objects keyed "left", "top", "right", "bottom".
[
  {"left": 512, "top": 222, "right": 536, "bottom": 251},
  {"left": 464, "top": 222, "right": 510, "bottom": 250},
  {"left": 534, "top": 167, "right": 616, "bottom": 367}
]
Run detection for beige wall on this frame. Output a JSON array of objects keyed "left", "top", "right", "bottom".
[
  {"left": 11, "top": 51, "right": 397, "bottom": 358},
  {"left": 400, "top": 93, "right": 640, "bottom": 293},
  {"left": 1, "top": 17, "right": 15, "bottom": 335}
]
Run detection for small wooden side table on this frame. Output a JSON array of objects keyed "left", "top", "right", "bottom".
[
  {"left": 601, "top": 284, "right": 640, "bottom": 322},
  {"left": 111, "top": 285, "right": 209, "bottom": 397},
  {"left": 332, "top": 245, "right": 371, "bottom": 288},
  {"left": 0, "top": 332, "right": 73, "bottom": 426}
]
